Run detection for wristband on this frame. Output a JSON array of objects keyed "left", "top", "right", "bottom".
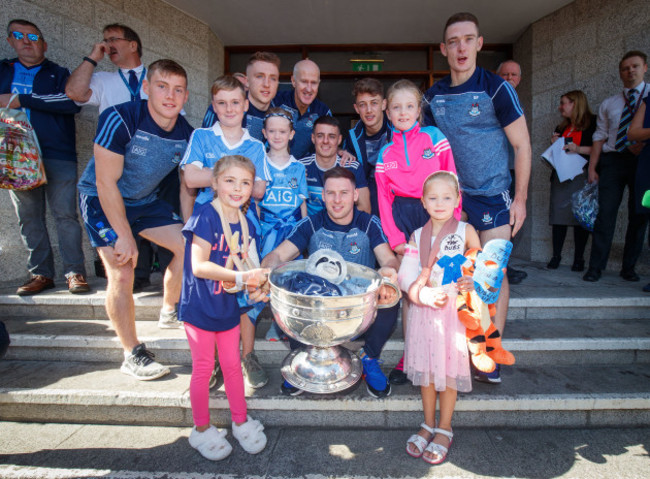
[
  {"left": 235, "top": 272, "right": 244, "bottom": 289},
  {"left": 83, "top": 56, "right": 98, "bottom": 67}
]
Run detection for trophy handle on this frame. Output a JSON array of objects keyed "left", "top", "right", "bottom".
[{"left": 377, "top": 277, "right": 401, "bottom": 309}]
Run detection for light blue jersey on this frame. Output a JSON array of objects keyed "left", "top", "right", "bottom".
[
  {"left": 180, "top": 122, "right": 270, "bottom": 205},
  {"left": 259, "top": 156, "right": 308, "bottom": 257}
]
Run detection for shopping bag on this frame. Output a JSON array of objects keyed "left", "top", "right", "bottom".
[
  {"left": 572, "top": 182, "right": 598, "bottom": 231},
  {"left": 0, "top": 94, "right": 47, "bottom": 190}
]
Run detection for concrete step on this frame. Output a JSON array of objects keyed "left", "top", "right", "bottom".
[
  {"left": 4, "top": 317, "right": 650, "bottom": 366},
  {"left": 2, "top": 269, "right": 650, "bottom": 321},
  {"left": 1, "top": 360, "right": 649, "bottom": 429}
]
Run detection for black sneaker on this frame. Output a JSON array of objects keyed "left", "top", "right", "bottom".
[
  {"left": 388, "top": 355, "right": 409, "bottom": 385},
  {"left": 473, "top": 363, "right": 501, "bottom": 384},
  {"left": 120, "top": 343, "right": 170, "bottom": 381},
  {"left": 280, "top": 379, "right": 304, "bottom": 396}
]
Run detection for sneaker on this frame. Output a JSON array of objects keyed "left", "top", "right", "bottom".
[
  {"left": 209, "top": 360, "right": 222, "bottom": 389},
  {"left": 280, "top": 379, "right": 304, "bottom": 396},
  {"left": 158, "top": 308, "right": 183, "bottom": 329},
  {"left": 242, "top": 352, "right": 268, "bottom": 388},
  {"left": 360, "top": 350, "right": 391, "bottom": 399},
  {"left": 120, "top": 343, "right": 170, "bottom": 381},
  {"left": 474, "top": 363, "right": 501, "bottom": 384},
  {"left": 66, "top": 273, "right": 90, "bottom": 294},
  {"left": 388, "top": 354, "right": 409, "bottom": 385}
]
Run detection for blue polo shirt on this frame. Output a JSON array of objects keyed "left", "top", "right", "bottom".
[
  {"left": 274, "top": 89, "right": 332, "bottom": 159},
  {"left": 423, "top": 66, "right": 523, "bottom": 196},
  {"left": 77, "top": 100, "right": 193, "bottom": 206}
]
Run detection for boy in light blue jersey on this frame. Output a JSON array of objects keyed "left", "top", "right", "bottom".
[
  {"left": 201, "top": 52, "right": 281, "bottom": 143},
  {"left": 180, "top": 74, "right": 271, "bottom": 389}
]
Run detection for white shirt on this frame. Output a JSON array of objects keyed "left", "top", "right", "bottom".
[
  {"left": 79, "top": 64, "right": 148, "bottom": 113},
  {"left": 593, "top": 80, "right": 648, "bottom": 153}
]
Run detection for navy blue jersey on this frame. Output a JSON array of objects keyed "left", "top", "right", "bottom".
[
  {"left": 287, "top": 208, "right": 387, "bottom": 269},
  {"left": 77, "top": 100, "right": 193, "bottom": 206},
  {"left": 423, "top": 67, "right": 523, "bottom": 196}
]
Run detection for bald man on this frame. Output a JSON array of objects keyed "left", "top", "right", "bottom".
[{"left": 274, "top": 59, "right": 334, "bottom": 159}]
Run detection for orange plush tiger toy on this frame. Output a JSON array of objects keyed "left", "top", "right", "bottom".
[{"left": 456, "top": 248, "right": 515, "bottom": 373}]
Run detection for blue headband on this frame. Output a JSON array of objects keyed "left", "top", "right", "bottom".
[{"left": 264, "top": 111, "right": 293, "bottom": 125}]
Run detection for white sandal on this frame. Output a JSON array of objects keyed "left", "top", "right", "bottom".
[
  {"left": 232, "top": 415, "right": 267, "bottom": 454},
  {"left": 188, "top": 425, "right": 232, "bottom": 461},
  {"left": 422, "top": 428, "right": 453, "bottom": 465},
  {"left": 406, "top": 423, "right": 435, "bottom": 458}
]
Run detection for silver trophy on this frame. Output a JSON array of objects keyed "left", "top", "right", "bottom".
[{"left": 269, "top": 259, "right": 400, "bottom": 394}]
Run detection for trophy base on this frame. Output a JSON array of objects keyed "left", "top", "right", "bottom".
[{"left": 281, "top": 345, "right": 362, "bottom": 394}]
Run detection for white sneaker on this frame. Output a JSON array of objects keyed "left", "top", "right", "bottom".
[
  {"left": 158, "top": 308, "right": 183, "bottom": 329},
  {"left": 120, "top": 343, "right": 170, "bottom": 381}
]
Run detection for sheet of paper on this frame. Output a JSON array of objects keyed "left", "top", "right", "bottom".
[{"left": 540, "top": 139, "right": 587, "bottom": 182}]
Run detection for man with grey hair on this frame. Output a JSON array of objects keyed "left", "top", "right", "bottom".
[
  {"left": 497, "top": 59, "right": 527, "bottom": 285},
  {"left": 497, "top": 60, "right": 521, "bottom": 89},
  {"left": 274, "top": 59, "right": 344, "bottom": 160}
]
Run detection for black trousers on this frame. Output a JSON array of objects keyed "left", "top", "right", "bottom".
[{"left": 588, "top": 151, "right": 649, "bottom": 272}]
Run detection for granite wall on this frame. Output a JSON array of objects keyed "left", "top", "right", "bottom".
[{"left": 0, "top": 0, "right": 223, "bottom": 283}]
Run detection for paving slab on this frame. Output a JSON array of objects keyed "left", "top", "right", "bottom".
[{"left": 0, "top": 422, "right": 649, "bottom": 478}]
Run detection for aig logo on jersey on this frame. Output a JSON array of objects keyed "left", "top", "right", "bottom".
[
  {"left": 422, "top": 148, "right": 435, "bottom": 160},
  {"left": 469, "top": 103, "right": 481, "bottom": 117}
]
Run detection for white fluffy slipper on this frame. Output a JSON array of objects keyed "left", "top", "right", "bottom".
[
  {"left": 189, "top": 425, "right": 232, "bottom": 461},
  {"left": 232, "top": 415, "right": 267, "bottom": 454}
]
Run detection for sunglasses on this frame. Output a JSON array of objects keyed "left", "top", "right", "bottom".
[{"left": 10, "top": 31, "right": 41, "bottom": 42}]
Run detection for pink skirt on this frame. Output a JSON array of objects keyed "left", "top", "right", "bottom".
[{"left": 404, "top": 288, "right": 471, "bottom": 392}]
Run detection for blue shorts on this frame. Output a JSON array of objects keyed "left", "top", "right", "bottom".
[
  {"left": 462, "top": 190, "right": 511, "bottom": 231},
  {"left": 80, "top": 194, "right": 182, "bottom": 248},
  {"left": 392, "top": 196, "right": 429, "bottom": 242}
]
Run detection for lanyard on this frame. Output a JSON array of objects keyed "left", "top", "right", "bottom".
[{"left": 118, "top": 68, "right": 146, "bottom": 99}]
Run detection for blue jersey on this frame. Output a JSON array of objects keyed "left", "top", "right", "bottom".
[
  {"left": 299, "top": 154, "right": 368, "bottom": 216},
  {"left": 274, "top": 89, "right": 332, "bottom": 159},
  {"left": 77, "top": 100, "right": 193, "bottom": 206},
  {"left": 423, "top": 66, "right": 523, "bottom": 196},
  {"left": 287, "top": 208, "right": 387, "bottom": 269},
  {"left": 11, "top": 62, "right": 41, "bottom": 120},
  {"left": 201, "top": 99, "right": 274, "bottom": 142},
  {"left": 180, "top": 122, "right": 270, "bottom": 206},
  {"left": 259, "top": 157, "right": 308, "bottom": 257},
  {"left": 179, "top": 202, "right": 259, "bottom": 332}
]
